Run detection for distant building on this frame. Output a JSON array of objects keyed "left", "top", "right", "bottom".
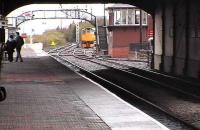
[{"left": 106, "top": 4, "right": 153, "bottom": 58}]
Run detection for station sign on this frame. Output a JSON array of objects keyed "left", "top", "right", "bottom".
[
  {"left": 21, "top": 33, "right": 28, "bottom": 38},
  {"left": 21, "top": 12, "right": 33, "bottom": 20},
  {"left": 16, "top": 12, "right": 33, "bottom": 26}
]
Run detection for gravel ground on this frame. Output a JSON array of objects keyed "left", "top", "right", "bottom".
[
  {"left": 62, "top": 55, "right": 107, "bottom": 71},
  {"left": 106, "top": 59, "right": 150, "bottom": 69}
]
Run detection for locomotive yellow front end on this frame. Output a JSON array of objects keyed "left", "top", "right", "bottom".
[{"left": 80, "top": 28, "right": 96, "bottom": 48}]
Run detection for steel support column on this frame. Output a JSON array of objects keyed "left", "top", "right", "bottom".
[
  {"left": 0, "top": 27, "right": 5, "bottom": 43},
  {"left": 0, "top": 1, "right": 5, "bottom": 43},
  {"left": 160, "top": 2, "right": 165, "bottom": 71},
  {"left": 0, "top": 2, "right": 5, "bottom": 70}
]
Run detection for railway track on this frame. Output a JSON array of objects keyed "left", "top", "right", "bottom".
[
  {"left": 97, "top": 58, "right": 200, "bottom": 99},
  {"left": 67, "top": 48, "right": 200, "bottom": 100},
  {"left": 48, "top": 46, "right": 199, "bottom": 130}
]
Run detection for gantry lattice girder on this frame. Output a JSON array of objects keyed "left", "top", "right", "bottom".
[{"left": 7, "top": 9, "right": 96, "bottom": 27}]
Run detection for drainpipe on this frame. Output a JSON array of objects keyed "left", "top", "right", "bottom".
[
  {"left": 140, "top": 9, "right": 142, "bottom": 45},
  {"left": 160, "top": 3, "right": 166, "bottom": 71},
  {"left": 151, "top": 13, "right": 155, "bottom": 69},
  {"left": 183, "top": 0, "right": 190, "bottom": 76},
  {"left": 171, "top": 3, "right": 177, "bottom": 74}
]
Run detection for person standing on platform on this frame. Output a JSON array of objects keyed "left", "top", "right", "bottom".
[
  {"left": 0, "top": 86, "right": 6, "bottom": 101},
  {"left": 15, "top": 32, "right": 24, "bottom": 62},
  {"left": 5, "top": 35, "right": 16, "bottom": 62}
]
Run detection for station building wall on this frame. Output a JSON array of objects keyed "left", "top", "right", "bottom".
[{"left": 154, "top": 0, "right": 200, "bottom": 78}]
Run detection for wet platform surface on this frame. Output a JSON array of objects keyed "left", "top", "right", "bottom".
[{"left": 0, "top": 44, "right": 169, "bottom": 130}]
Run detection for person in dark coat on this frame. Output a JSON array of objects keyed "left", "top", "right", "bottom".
[
  {"left": 15, "top": 32, "right": 24, "bottom": 62},
  {"left": 0, "top": 87, "right": 6, "bottom": 101},
  {"left": 5, "top": 35, "right": 16, "bottom": 62}
]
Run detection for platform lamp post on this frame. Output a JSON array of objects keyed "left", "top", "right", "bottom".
[
  {"left": 59, "top": 4, "right": 63, "bottom": 30},
  {"left": 42, "top": 22, "right": 47, "bottom": 45},
  {"left": 30, "top": 28, "right": 34, "bottom": 44},
  {"left": 104, "top": 3, "right": 106, "bottom": 26},
  {"left": 95, "top": 17, "right": 99, "bottom": 55},
  {"left": 103, "top": 3, "right": 108, "bottom": 55}
]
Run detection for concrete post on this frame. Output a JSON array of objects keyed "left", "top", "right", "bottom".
[{"left": 154, "top": 4, "right": 163, "bottom": 70}]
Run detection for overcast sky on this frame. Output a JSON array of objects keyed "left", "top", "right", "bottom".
[{"left": 7, "top": 4, "right": 113, "bottom": 35}]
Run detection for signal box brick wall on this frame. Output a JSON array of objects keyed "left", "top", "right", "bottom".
[
  {"left": 110, "top": 47, "right": 129, "bottom": 58},
  {"left": 108, "top": 26, "right": 148, "bottom": 58}
]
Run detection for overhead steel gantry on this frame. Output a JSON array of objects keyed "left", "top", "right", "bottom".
[{"left": 7, "top": 9, "right": 96, "bottom": 27}]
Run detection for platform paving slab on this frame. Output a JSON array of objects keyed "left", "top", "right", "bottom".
[{"left": 0, "top": 45, "right": 169, "bottom": 130}]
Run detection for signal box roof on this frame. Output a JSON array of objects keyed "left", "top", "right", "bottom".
[{"left": 106, "top": 4, "right": 136, "bottom": 10}]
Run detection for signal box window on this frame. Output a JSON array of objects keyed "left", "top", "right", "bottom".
[
  {"left": 128, "top": 9, "right": 134, "bottom": 24},
  {"left": 114, "top": 10, "right": 121, "bottom": 24},
  {"left": 135, "top": 10, "right": 140, "bottom": 25},
  {"left": 113, "top": 9, "right": 147, "bottom": 26}
]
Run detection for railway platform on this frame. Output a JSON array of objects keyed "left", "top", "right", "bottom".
[{"left": 0, "top": 44, "right": 169, "bottom": 130}]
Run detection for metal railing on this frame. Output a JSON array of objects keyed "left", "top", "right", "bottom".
[{"left": 129, "top": 42, "right": 153, "bottom": 66}]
